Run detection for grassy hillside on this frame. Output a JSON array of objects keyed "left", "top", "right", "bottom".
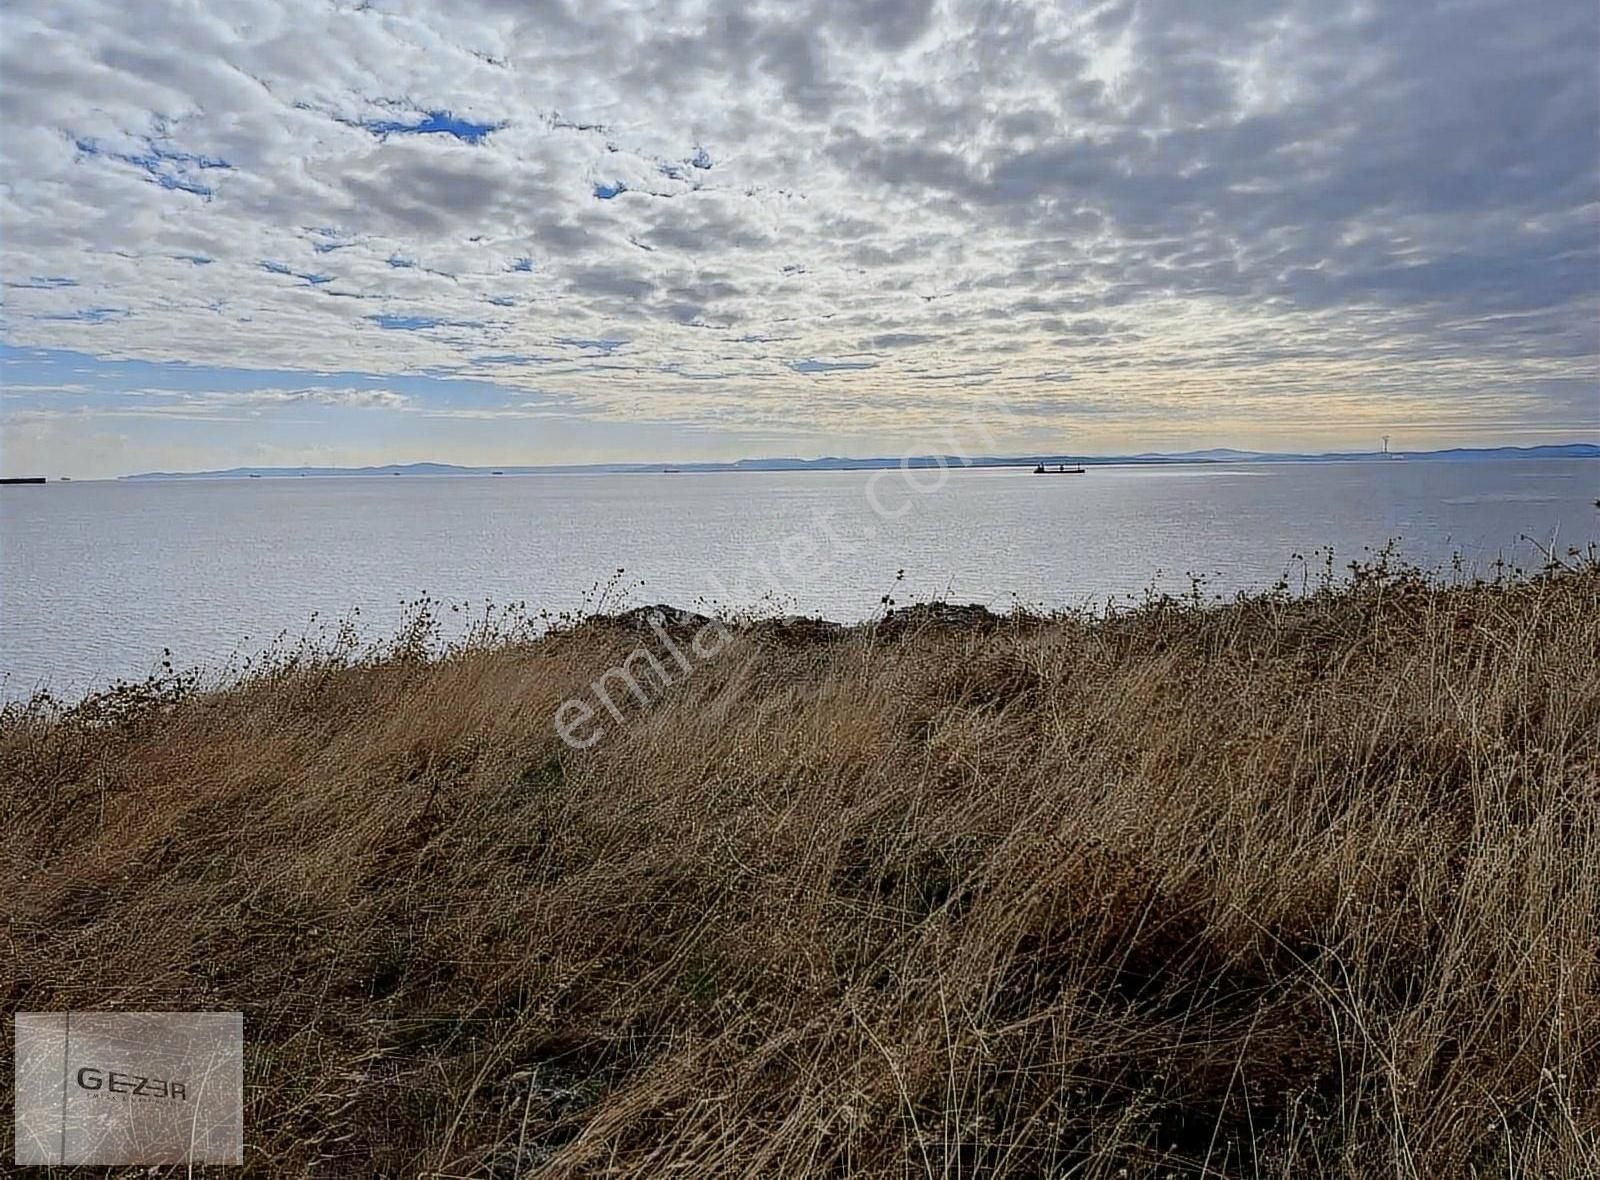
[{"left": 3, "top": 561, "right": 1597, "bottom": 1177}]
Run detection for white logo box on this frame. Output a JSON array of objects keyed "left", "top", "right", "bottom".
[{"left": 13, "top": 1011, "right": 243, "bottom": 1166}]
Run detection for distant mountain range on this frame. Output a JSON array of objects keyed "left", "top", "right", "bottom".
[{"left": 118, "top": 443, "right": 1599, "bottom": 480}]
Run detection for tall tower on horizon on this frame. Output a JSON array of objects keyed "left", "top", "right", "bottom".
[{"left": 1383, "top": 435, "right": 1390, "bottom": 456}]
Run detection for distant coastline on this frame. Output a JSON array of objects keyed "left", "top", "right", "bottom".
[{"left": 114, "top": 442, "right": 1600, "bottom": 481}]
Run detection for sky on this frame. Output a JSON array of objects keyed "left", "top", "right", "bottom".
[{"left": 1, "top": 0, "right": 1596, "bottom": 478}]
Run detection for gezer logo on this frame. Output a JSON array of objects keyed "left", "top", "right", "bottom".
[{"left": 76, "top": 1066, "right": 188, "bottom": 1101}]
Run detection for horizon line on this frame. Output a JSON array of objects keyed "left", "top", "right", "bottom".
[{"left": 47, "top": 439, "right": 1596, "bottom": 482}]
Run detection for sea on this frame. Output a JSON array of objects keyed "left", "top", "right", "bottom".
[{"left": 2, "top": 458, "right": 1596, "bottom": 700}]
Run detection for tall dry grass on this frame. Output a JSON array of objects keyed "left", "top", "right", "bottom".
[{"left": 2, "top": 559, "right": 1598, "bottom": 1177}]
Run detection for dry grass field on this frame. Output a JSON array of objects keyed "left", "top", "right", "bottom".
[{"left": 3, "top": 558, "right": 1598, "bottom": 1177}]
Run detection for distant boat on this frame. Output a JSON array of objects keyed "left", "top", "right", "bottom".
[
  {"left": 1, "top": 476, "right": 46, "bottom": 485},
  {"left": 248, "top": 473, "right": 262, "bottom": 478},
  {"left": 662, "top": 467, "right": 681, "bottom": 474},
  {"left": 1033, "top": 462, "right": 1085, "bottom": 474},
  {"left": 491, "top": 470, "right": 504, "bottom": 475}
]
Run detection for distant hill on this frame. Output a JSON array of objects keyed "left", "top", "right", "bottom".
[
  {"left": 123, "top": 461, "right": 507, "bottom": 480},
  {"left": 119, "top": 443, "right": 1599, "bottom": 480}
]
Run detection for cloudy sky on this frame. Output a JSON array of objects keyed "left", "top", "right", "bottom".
[{"left": 2, "top": 0, "right": 1596, "bottom": 477}]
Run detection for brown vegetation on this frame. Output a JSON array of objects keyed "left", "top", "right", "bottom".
[{"left": 3, "top": 561, "right": 1598, "bottom": 1177}]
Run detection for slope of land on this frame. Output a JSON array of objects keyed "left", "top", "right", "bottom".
[{"left": 3, "top": 563, "right": 1597, "bottom": 1176}]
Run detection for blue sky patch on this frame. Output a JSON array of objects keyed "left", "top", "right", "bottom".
[
  {"left": 557, "top": 337, "right": 626, "bottom": 355},
  {"left": 7, "top": 276, "right": 79, "bottom": 289},
  {"left": 307, "top": 228, "right": 356, "bottom": 253},
  {"left": 263, "top": 261, "right": 334, "bottom": 285},
  {"left": 37, "top": 307, "right": 129, "bottom": 323},
  {"left": 509, "top": 257, "right": 534, "bottom": 272},
  {"left": 593, "top": 182, "right": 626, "bottom": 199},
  {"left": 360, "top": 109, "right": 505, "bottom": 145},
  {"left": 75, "top": 135, "right": 231, "bottom": 198},
  {"left": 381, "top": 255, "right": 454, "bottom": 279},
  {"left": 368, "top": 314, "right": 442, "bottom": 330},
  {"left": 1, "top": 344, "right": 555, "bottom": 401},
  {"left": 659, "top": 145, "right": 714, "bottom": 181},
  {"left": 366, "top": 314, "right": 485, "bottom": 331},
  {"left": 787, "top": 358, "right": 876, "bottom": 373}
]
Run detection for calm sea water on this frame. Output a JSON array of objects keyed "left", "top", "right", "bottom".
[{"left": 2, "top": 460, "right": 1596, "bottom": 699}]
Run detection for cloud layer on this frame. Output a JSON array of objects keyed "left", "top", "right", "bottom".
[{"left": 2, "top": 0, "right": 1596, "bottom": 474}]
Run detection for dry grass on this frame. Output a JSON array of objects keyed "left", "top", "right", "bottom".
[{"left": 3, "top": 561, "right": 1598, "bottom": 1177}]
